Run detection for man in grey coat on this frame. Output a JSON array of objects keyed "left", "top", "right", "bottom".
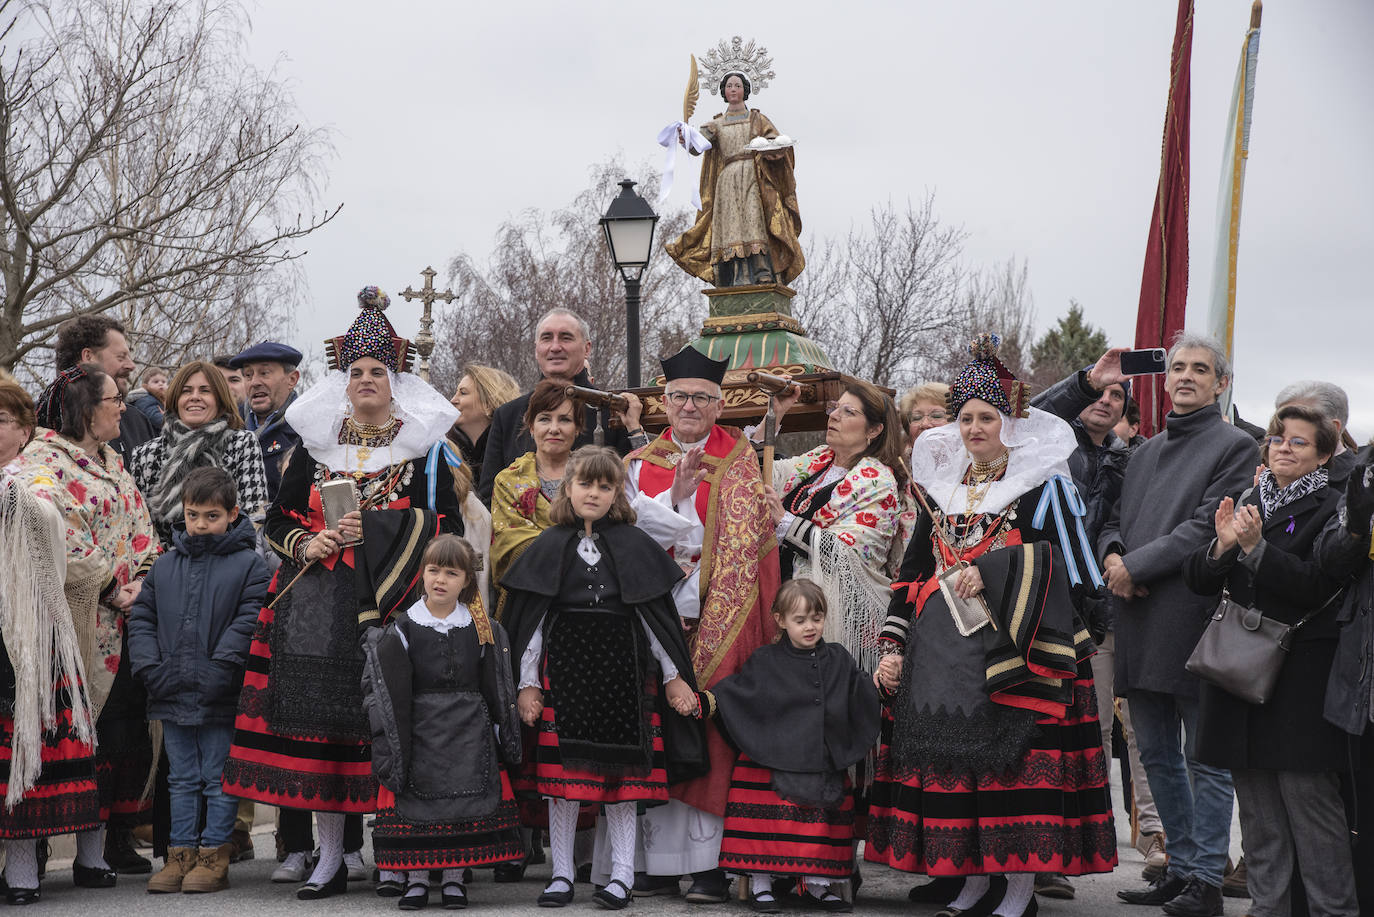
[{"left": 1100, "top": 333, "right": 1258, "bottom": 917}]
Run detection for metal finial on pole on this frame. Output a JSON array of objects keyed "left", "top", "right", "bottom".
[{"left": 399, "top": 266, "right": 457, "bottom": 383}]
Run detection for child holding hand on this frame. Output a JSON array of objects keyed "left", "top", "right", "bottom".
[
  {"left": 500, "top": 446, "right": 707, "bottom": 910},
  {"left": 361, "top": 534, "right": 524, "bottom": 910},
  {"left": 128, "top": 467, "right": 270, "bottom": 894},
  {"left": 683, "top": 580, "right": 880, "bottom": 913}
]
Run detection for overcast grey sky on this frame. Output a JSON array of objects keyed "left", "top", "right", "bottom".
[{"left": 245, "top": 1, "right": 1374, "bottom": 436}]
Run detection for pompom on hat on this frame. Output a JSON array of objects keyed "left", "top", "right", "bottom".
[
  {"left": 947, "top": 332, "right": 1031, "bottom": 419},
  {"left": 325, "top": 286, "right": 417, "bottom": 373}
]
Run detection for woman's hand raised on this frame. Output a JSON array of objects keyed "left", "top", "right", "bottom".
[{"left": 1213, "top": 497, "right": 1239, "bottom": 555}]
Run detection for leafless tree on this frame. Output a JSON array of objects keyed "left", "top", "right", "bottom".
[
  {"left": 0, "top": 0, "right": 337, "bottom": 384},
  {"left": 432, "top": 159, "right": 699, "bottom": 395}
]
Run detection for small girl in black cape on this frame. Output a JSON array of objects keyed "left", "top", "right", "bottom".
[
  {"left": 361, "top": 534, "right": 525, "bottom": 910},
  {"left": 499, "top": 446, "right": 708, "bottom": 910},
  {"left": 683, "top": 579, "right": 881, "bottom": 914}
]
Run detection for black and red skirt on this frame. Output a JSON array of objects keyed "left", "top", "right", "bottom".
[
  {"left": 719, "top": 756, "right": 855, "bottom": 879},
  {"left": 372, "top": 771, "right": 525, "bottom": 871},
  {"left": 865, "top": 673, "right": 1117, "bottom": 877},
  {"left": 0, "top": 678, "right": 101, "bottom": 839},
  {"left": 220, "top": 600, "right": 377, "bottom": 812}
]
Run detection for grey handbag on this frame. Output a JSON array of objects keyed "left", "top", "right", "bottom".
[{"left": 1184, "top": 590, "right": 1319, "bottom": 704}]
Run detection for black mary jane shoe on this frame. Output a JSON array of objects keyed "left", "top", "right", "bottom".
[
  {"left": 804, "top": 889, "right": 853, "bottom": 913},
  {"left": 297, "top": 863, "right": 349, "bottom": 901},
  {"left": 5, "top": 888, "right": 40, "bottom": 907},
  {"left": 377, "top": 877, "right": 405, "bottom": 898},
  {"left": 492, "top": 862, "right": 526, "bottom": 884},
  {"left": 397, "top": 883, "right": 430, "bottom": 911},
  {"left": 72, "top": 862, "right": 117, "bottom": 888},
  {"left": 537, "top": 877, "right": 575, "bottom": 908},
  {"left": 592, "top": 879, "right": 632, "bottom": 910},
  {"left": 748, "top": 890, "right": 781, "bottom": 914},
  {"left": 440, "top": 882, "right": 467, "bottom": 910}
]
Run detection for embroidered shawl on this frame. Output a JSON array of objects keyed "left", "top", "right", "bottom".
[{"left": 490, "top": 452, "right": 553, "bottom": 616}]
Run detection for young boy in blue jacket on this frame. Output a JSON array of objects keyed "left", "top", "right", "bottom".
[{"left": 128, "top": 466, "right": 269, "bottom": 894}]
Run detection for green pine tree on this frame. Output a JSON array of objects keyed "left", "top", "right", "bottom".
[{"left": 1029, "top": 301, "right": 1108, "bottom": 391}]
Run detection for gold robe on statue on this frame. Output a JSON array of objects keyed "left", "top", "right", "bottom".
[{"left": 666, "top": 108, "right": 804, "bottom": 285}]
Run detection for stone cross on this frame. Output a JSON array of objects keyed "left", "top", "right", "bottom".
[{"left": 399, "top": 266, "right": 457, "bottom": 382}]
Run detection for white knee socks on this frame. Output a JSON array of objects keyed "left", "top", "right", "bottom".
[
  {"left": 546, "top": 798, "right": 579, "bottom": 893},
  {"left": 3, "top": 839, "right": 39, "bottom": 889},
  {"left": 75, "top": 826, "right": 109, "bottom": 870},
  {"left": 305, "top": 811, "right": 345, "bottom": 886},
  {"left": 948, "top": 874, "right": 990, "bottom": 909},
  {"left": 603, "top": 801, "right": 636, "bottom": 891},
  {"left": 994, "top": 873, "right": 1035, "bottom": 917}
]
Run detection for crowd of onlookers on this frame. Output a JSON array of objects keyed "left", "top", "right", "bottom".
[{"left": 0, "top": 306, "right": 1371, "bottom": 917}]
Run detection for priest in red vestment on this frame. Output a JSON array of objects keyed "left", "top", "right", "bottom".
[{"left": 623, "top": 348, "right": 779, "bottom": 902}]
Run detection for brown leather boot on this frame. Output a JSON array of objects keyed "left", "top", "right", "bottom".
[
  {"left": 147, "top": 847, "right": 196, "bottom": 894},
  {"left": 181, "top": 843, "right": 232, "bottom": 893}
]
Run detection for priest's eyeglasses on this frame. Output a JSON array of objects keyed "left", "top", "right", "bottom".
[{"left": 664, "top": 391, "right": 721, "bottom": 408}]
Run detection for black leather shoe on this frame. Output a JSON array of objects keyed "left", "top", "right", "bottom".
[
  {"left": 377, "top": 878, "right": 405, "bottom": 897},
  {"left": 933, "top": 875, "right": 1007, "bottom": 917},
  {"left": 397, "top": 883, "right": 429, "bottom": 910},
  {"left": 910, "top": 877, "right": 965, "bottom": 903},
  {"left": 4, "top": 887, "right": 39, "bottom": 906},
  {"left": 592, "top": 879, "right": 632, "bottom": 910},
  {"left": 1161, "top": 878, "right": 1223, "bottom": 917},
  {"left": 684, "top": 868, "right": 730, "bottom": 904},
  {"left": 440, "top": 882, "right": 467, "bottom": 909},
  {"left": 537, "top": 877, "right": 574, "bottom": 908},
  {"left": 104, "top": 828, "right": 152, "bottom": 875},
  {"left": 749, "top": 889, "right": 781, "bottom": 913},
  {"left": 804, "top": 889, "right": 853, "bottom": 913},
  {"left": 297, "top": 863, "right": 348, "bottom": 900},
  {"left": 72, "top": 862, "right": 117, "bottom": 888},
  {"left": 1117, "top": 873, "right": 1188, "bottom": 906},
  {"left": 632, "top": 873, "right": 680, "bottom": 897},
  {"left": 493, "top": 862, "right": 526, "bottom": 883}
]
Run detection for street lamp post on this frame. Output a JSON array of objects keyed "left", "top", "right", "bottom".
[{"left": 599, "top": 179, "right": 659, "bottom": 387}]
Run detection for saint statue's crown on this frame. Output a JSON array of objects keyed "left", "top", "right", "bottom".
[{"left": 699, "top": 35, "right": 776, "bottom": 96}]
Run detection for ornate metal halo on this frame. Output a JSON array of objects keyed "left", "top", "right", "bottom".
[{"left": 699, "top": 35, "right": 775, "bottom": 96}]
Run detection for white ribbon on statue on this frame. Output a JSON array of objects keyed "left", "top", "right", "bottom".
[{"left": 656, "top": 121, "right": 712, "bottom": 210}]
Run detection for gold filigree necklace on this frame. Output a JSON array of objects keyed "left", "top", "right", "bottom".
[
  {"left": 343, "top": 414, "right": 399, "bottom": 464},
  {"left": 964, "top": 451, "right": 1009, "bottom": 515}
]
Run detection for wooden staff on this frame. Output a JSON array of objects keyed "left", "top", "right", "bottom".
[
  {"left": 565, "top": 385, "right": 630, "bottom": 446},
  {"left": 746, "top": 371, "right": 815, "bottom": 401}
]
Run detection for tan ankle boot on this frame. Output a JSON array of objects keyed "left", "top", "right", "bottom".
[
  {"left": 181, "top": 843, "right": 232, "bottom": 893},
  {"left": 147, "top": 847, "right": 196, "bottom": 894}
]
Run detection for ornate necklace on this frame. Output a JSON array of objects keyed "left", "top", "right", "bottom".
[
  {"left": 342, "top": 414, "right": 400, "bottom": 464},
  {"left": 964, "top": 451, "right": 1009, "bottom": 515}
]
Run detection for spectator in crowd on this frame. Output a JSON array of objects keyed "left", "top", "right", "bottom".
[
  {"left": 898, "top": 381, "right": 952, "bottom": 450},
  {"left": 53, "top": 315, "right": 156, "bottom": 467},
  {"left": 212, "top": 355, "right": 249, "bottom": 413},
  {"left": 13, "top": 364, "right": 161, "bottom": 883},
  {"left": 0, "top": 373, "right": 101, "bottom": 905},
  {"left": 1184, "top": 404, "right": 1357, "bottom": 917},
  {"left": 478, "top": 309, "right": 632, "bottom": 505},
  {"left": 228, "top": 342, "right": 302, "bottom": 501},
  {"left": 1276, "top": 380, "right": 1359, "bottom": 486},
  {"left": 127, "top": 367, "right": 168, "bottom": 432},
  {"left": 1114, "top": 396, "right": 1146, "bottom": 448},
  {"left": 130, "top": 361, "right": 268, "bottom": 549},
  {"left": 449, "top": 363, "right": 520, "bottom": 489},
  {"left": 1103, "top": 332, "right": 1259, "bottom": 917}
]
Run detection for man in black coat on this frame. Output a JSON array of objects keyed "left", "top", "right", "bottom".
[
  {"left": 1101, "top": 334, "right": 1258, "bottom": 917},
  {"left": 53, "top": 315, "right": 156, "bottom": 468},
  {"left": 477, "top": 309, "right": 635, "bottom": 506}
]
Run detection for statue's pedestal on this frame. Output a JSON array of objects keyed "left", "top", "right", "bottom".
[{"left": 628, "top": 283, "right": 883, "bottom": 434}]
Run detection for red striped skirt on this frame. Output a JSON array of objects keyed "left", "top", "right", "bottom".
[
  {"left": 372, "top": 771, "right": 525, "bottom": 870},
  {"left": 220, "top": 603, "right": 377, "bottom": 812},
  {"left": 0, "top": 679, "right": 101, "bottom": 839},
  {"left": 864, "top": 674, "right": 1118, "bottom": 877},
  {"left": 512, "top": 672, "right": 669, "bottom": 805},
  {"left": 719, "top": 756, "right": 855, "bottom": 879}
]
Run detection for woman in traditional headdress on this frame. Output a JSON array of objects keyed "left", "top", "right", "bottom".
[
  {"left": 864, "top": 334, "right": 1117, "bottom": 917},
  {"left": 0, "top": 373, "right": 101, "bottom": 904},
  {"left": 11, "top": 364, "right": 160, "bottom": 889},
  {"left": 666, "top": 66, "right": 803, "bottom": 288},
  {"left": 220, "top": 287, "right": 463, "bottom": 901}
]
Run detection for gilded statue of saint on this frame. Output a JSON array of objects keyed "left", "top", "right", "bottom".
[{"left": 666, "top": 64, "right": 804, "bottom": 289}]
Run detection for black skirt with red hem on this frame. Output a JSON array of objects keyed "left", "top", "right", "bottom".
[
  {"left": 372, "top": 771, "right": 525, "bottom": 870},
  {"left": 0, "top": 678, "right": 101, "bottom": 839},
  {"left": 718, "top": 756, "right": 855, "bottom": 879}
]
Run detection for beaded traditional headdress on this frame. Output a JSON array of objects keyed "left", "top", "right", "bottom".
[
  {"left": 699, "top": 35, "right": 775, "bottom": 96},
  {"left": 34, "top": 365, "right": 92, "bottom": 432},
  {"left": 325, "top": 286, "right": 417, "bottom": 374},
  {"left": 947, "top": 332, "right": 1031, "bottom": 419}
]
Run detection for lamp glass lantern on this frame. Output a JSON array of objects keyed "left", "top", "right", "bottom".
[{"left": 599, "top": 179, "right": 660, "bottom": 282}]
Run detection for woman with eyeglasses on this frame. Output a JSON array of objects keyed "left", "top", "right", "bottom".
[
  {"left": 899, "top": 382, "right": 952, "bottom": 452},
  {"left": 10, "top": 364, "right": 160, "bottom": 893},
  {"left": 1182, "top": 403, "right": 1358, "bottom": 917}
]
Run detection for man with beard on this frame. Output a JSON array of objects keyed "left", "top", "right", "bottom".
[{"left": 53, "top": 316, "right": 154, "bottom": 468}]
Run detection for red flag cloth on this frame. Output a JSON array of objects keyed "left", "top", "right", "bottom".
[{"left": 1134, "top": 0, "right": 1194, "bottom": 437}]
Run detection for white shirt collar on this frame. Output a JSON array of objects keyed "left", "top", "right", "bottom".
[{"left": 406, "top": 598, "right": 472, "bottom": 633}]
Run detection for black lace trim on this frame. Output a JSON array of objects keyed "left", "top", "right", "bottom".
[
  {"left": 219, "top": 757, "right": 377, "bottom": 805},
  {"left": 0, "top": 790, "right": 101, "bottom": 838},
  {"left": 889, "top": 703, "right": 1039, "bottom": 779},
  {"left": 724, "top": 801, "right": 855, "bottom": 826},
  {"left": 866, "top": 814, "right": 1119, "bottom": 871}
]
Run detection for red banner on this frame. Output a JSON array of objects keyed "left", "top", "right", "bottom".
[{"left": 1133, "top": 0, "right": 1194, "bottom": 437}]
